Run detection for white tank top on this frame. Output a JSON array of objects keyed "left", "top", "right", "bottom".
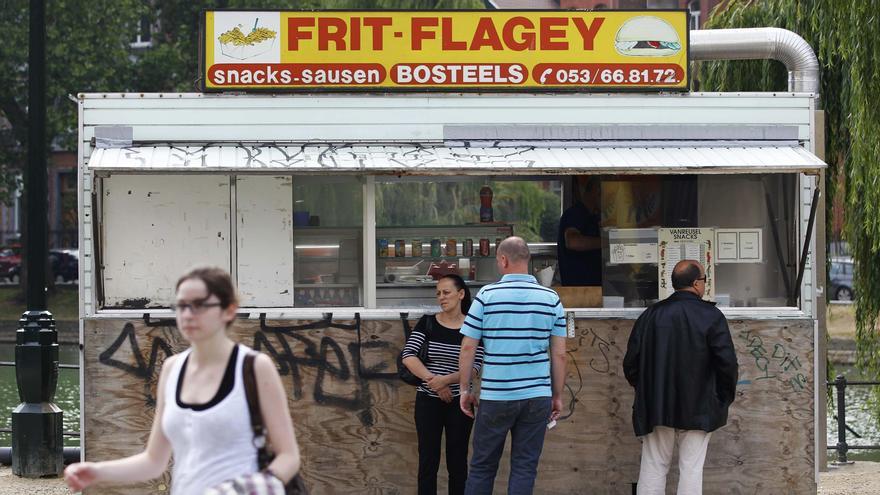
[{"left": 161, "top": 344, "right": 258, "bottom": 495}]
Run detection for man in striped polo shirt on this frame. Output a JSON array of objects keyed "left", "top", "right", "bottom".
[{"left": 458, "top": 236, "right": 567, "bottom": 495}]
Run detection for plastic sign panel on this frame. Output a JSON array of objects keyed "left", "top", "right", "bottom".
[
  {"left": 201, "top": 10, "right": 689, "bottom": 91},
  {"left": 657, "top": 227, "right": 715, "bottom": 302}
]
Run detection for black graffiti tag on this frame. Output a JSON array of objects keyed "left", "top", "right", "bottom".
[
  {"left": 98, "top": 321, "right": 176, "bottom": 407},
  {"left": 98, "top": 314, "right": 398, "bottom": 427}
]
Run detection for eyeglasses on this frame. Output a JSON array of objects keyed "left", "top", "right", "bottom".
[
  {"left": 173, "top": 300, "right": 223, "bottom": 314},
  {"left": 695, "top": 276, "right": 707, "bottom": 283}
]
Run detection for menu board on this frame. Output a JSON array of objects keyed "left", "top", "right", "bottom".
[{"left": 657, "top": 227, "right": 715, "bottom": 301}]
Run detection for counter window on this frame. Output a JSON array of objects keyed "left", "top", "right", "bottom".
[
  {"left": 374, "top": 178, "right": 562, "bottom": 309},
  {"left": 96, "top": 171, "right": 803, "bottom": 312},
  {"left": 597, "top": 174, "right": 798, "bottom": 308}
]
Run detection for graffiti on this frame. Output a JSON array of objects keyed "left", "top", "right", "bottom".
[
  {"left": 587, "top": 328, "right": 611, "bottom": 374},
  {"left": 256, "top": 314, "right": 397, "bottom": 427},
  {"left": 98, "top": 313, "right": 400, "bottom": 427},
  {"left": 96, "top": 313, "right": 600, "bottom": 426},
  {"left": 560, "top": 349, "right": 583, "bottom": 421},
  {"left": 738, "top": 329, "right": 807, "bottom": 392},
  {"left": 576, "top": 327, "right": 612, "bottom": 374},
  {"left": 108, "top": 143, "right": 541, "bottom": 171},
  {"left": 98, "top": 321, "right": 176, "bottom": 407}
]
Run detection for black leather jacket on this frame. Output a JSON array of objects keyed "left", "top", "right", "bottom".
[{"left": 623, "top": 291, "right": 739, "bottom": 436}]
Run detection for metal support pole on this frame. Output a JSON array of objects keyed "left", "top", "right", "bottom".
[
  {"left": 11, "top": 0, "right": 61, "bottom": 477},
  {"left": 834, "top": 374, "right": 850, "bottom": 464}
]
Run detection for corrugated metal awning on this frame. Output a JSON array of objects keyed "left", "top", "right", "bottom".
[{"left": 87, "top": 144, "right": 827, "bottom": 174}]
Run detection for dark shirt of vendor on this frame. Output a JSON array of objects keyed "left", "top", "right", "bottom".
[{"left": 557, "top": 176, "right": 602, "bottom": 286}]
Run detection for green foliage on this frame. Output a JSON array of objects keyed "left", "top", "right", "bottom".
[
  {"left": 376, "top": 179, "right": 560, "bottom": 242},
  {"left": 0, "top": 0, "right": 145, "bottom": 204},
  {"left": 124, "top": 0, "right": 486, "bottom": 93},
  {"left": 701, "top": 1, "right": 880, "bottom": 378}
]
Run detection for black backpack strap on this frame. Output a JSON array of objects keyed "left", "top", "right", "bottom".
[
  {"left": 243, "top": 352, "right": 269, "bottom": 455},
  {"left": 243, "top": 352, "right": 262, "bottom": 428}
]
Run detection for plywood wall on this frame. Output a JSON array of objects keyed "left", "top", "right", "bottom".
[{"left": 83, "top": 317, "right": 814, "bottom": 494}]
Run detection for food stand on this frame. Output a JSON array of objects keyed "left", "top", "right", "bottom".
[{"left": 77, "top": 10, "right": 826, "bottom": 494}]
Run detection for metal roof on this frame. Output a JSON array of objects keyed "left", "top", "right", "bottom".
[{"left": 87, "top": 144, "right": 826, "bottom": 174}]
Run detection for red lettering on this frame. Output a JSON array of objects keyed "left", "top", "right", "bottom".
[
  {"left": 470, "top": 17, "right": 504, "bottom": 51},
  {"left": 502, "top": 16, "right": 536, "bottom": 51},
  {"left": 318, "top": 17, "right": 347, "bottom": 50},
  {"left": 350, "top": 17, "right": 361, "bottom": 50},
  {"left": 411, "top": 17, "right": 438, "bottom": 50},
  {"left": 571, "top": 17, "right": 604, "bottom": 50},
  {"left": 363, "top": 17, "right": 392, "bottom": 50},
  {"left": 441, "top": 17, "right": 467, "bottom": 50},
  {"left": 539, "top": 17, "right": 568, "bottom": 50},
  {"left": 287, "top": 18, "right": 315, "bottom": 51}
]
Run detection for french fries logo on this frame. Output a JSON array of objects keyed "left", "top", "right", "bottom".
[{"left": 218, "top": 18, "right": 277, "bottom": 60}]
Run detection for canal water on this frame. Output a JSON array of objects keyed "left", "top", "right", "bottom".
[
  {"left": 0, "top": 343, "right": 80, "bottom": 447},
  {"left": 0, "top": 343, "right": 877, "bottom": 460}
]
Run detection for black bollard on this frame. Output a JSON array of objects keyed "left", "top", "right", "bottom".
[
  {"left": 834, "top": 374, "right": 849, "bottom": 464},
  {"left": 11, "top": 310, "right": 63, "bottom": 477}
]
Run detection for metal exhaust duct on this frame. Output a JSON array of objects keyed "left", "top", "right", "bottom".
[{"left": 691, "top": 28, "right": 820, "bottom": 94}]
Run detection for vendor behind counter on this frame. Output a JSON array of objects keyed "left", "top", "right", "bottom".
[{"left": 557, "top": 176, "right": 602, "bottom": 286}]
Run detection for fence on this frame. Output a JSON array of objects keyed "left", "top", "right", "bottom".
[
  {"left": 828, "top": 374, "right": 880, "bottom": 463},
  {"left": 0, "top": 360, "right": 81, "bottom": 440}
]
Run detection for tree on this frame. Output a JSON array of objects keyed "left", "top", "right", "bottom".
[
  {"left": 699, "top": 1, "right": 880, "bottom": 377},
  {"left": 0, "top": 0, "right": 146, "bottom": 204},
  {"left": 128, "top": 0, "right": 487, "bottom": 92}
]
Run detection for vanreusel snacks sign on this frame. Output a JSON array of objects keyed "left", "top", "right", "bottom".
[{"left": 201, "top": 10, "right": 689, "bottom": 91}]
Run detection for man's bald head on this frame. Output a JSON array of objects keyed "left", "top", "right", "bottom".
[
  {"left": 497, "top": 236, "right": 530, "bottom": 263},
  {"left": 671, "top": 260, "right": 704, "bottom": 292},
  {"left": 496, "top": 236, "right": 530, "bottom": 275}
]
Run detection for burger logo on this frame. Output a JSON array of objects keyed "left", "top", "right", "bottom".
[{"left": 614, "top": 16, "right": 681, "bottom": 57}]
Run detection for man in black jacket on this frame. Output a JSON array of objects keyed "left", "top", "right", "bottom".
[{"left": 623, "top": 260, "right": 738, "bottom": 495}]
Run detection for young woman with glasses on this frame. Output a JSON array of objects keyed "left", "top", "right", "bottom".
[{"left": 64, "top": 266, "right": 301, "bottom": 494}]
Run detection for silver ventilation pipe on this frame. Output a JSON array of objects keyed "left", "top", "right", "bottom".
[{"left": 691, "top": 28, "right": 820, "bottom": 94}]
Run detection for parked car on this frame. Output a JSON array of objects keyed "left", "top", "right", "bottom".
[
  {"left": 0, "top": 246, "right": 79, "bottom": 284},
  {"left": 829, "top": 257, "right": 855, "bottom": 301},
  {"left": 49, "top": 249, "right": 78, "bottom": 283},
  {"left": 829, "top": 240, "right": 851, "bottom": 258},
  {"left": 0, "top": 246, "right": 21, "bottom": 283}
]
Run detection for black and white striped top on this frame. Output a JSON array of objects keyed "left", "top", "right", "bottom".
[{"left": 401, "top": 314, "right": 485, "bottom": 398}]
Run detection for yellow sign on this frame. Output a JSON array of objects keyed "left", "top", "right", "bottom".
[{"left": 202, "top": 10, "right": 689, "bottom": 91}]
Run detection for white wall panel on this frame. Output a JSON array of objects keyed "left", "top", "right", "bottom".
[
  {"left": 101, "top": 175, "right": 231, "bottom": 307},
  {"left": 81, "top": 93, "right": 814, "bottom": 143},
  {"left": 236, "top": 176, "right": 294, "bottom": 307}
]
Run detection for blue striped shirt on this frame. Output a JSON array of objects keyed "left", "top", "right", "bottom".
[{"left": 461, "top": 274, "right": 566, "bottom": 400}]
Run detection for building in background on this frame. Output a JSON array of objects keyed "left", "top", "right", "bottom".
[{"left": 0, "top": 150, "right": 77, "bottom": 249}]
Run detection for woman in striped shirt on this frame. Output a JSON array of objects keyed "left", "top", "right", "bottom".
[{"left": 402, "top": 274, "right": 485, "bottom": 495}]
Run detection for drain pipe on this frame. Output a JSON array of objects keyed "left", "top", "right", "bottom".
[{"left": 691, "top": 28, "right": 820, "bottom": 94}]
